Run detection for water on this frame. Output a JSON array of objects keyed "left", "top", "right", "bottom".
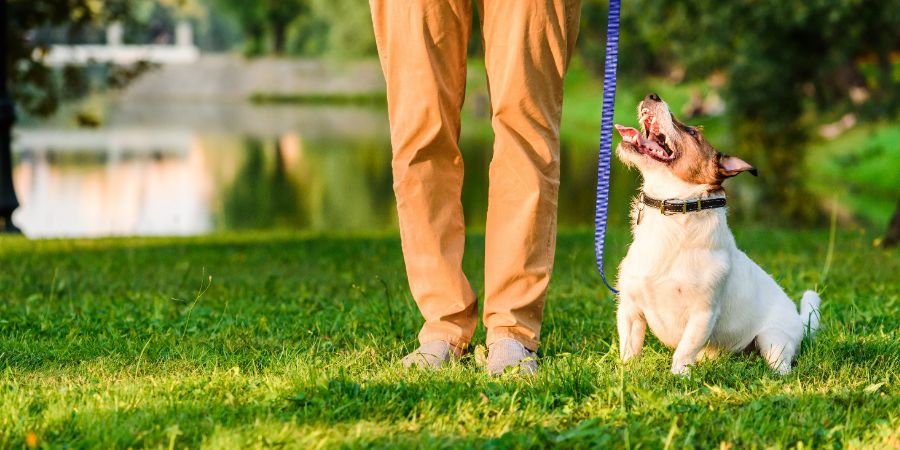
[{"left": 12, "top": 99, "right": 639, "bottom": 238}]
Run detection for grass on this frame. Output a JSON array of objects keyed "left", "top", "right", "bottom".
[
  {"left": 0, "top": 227, "right": 897, "bottom": 448},
  {"left": 806, "top": 122, "right": 900, "bottom": 227}
]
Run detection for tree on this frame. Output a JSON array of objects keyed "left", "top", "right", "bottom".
[
  {"left": 7, "top": 1, "right": 136, "bottom": 117},
  {"left": 585, "top": 0, "right": 900, "bottom": 223},
  {"left": 308, "top": 0, "right": 376, "bottom": 58},
  {"left": 3, "top": 1, "right": 142, "bottom": 232},
  {"left": 215, "top": 0, "right": 308, "bottom": 55},
  {"left": 3, "top": 1, "right": 190, "bottom": 232}
]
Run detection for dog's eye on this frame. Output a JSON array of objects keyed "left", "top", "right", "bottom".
[{"left": 687, "top": 128, "right": 698, "bottom": 137}]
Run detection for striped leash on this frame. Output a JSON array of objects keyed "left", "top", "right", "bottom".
[{"left": 594, "top": 0, "right": 621, "bottom": 296}]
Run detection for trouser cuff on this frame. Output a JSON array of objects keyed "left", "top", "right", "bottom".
[
  {"left": 418, "top": 333, "right": 470, "bottom": 357},
  {"left": 486, "top": 328, "right": 539, "bottom": 352}
]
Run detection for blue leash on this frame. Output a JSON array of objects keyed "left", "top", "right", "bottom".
[{"left": 594, "top": 0, "right": 620, "bottom": 296}]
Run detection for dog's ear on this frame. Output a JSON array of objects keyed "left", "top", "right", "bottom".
[{"left": 717, "top": 153, "right": 757, "bottom": 178}]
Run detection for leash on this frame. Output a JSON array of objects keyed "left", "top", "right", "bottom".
[{"left": 594, "top": 0, "right": 621, "bottom": 296}]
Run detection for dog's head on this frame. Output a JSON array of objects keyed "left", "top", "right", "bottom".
[{"left": 615, "top": 93, "right": 756, "bottom": 196}]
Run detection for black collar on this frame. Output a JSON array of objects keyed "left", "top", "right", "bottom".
[{"left": 640, "top": 191, "right": 726, "bottom": 215}]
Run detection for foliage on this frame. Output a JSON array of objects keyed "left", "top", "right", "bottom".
[
  {"left": 620, "top": 0, "right": 900, "bottom": 222},
  {"left": 6, "top": 0, "right": 222, "bottom": 117},
  {"left": 635, "top": 0, "right": 899, "bottom": 113},
  {"left": 6, "top": 1, "right": 133, "bottom": 116},
  {"left": 0, "top": 229, "right": 897, "bottom": 447},
  {"left": 7, "top": 0, "right": 245, "bottom": 118},
  {"left": 211, "top": 0, "right": 375, "bottom": 57},
  {"left": 578, "top": 1, "right": 665, "bottom": 77},
  {"left": 305, "top": 0, "right": 376, "bottom": 58},
  {"left": 213, "top": 0, "right": 308, "bottom": 55},
  {"left": 806, "top": 122, "right": 900, "bottom": 227}
]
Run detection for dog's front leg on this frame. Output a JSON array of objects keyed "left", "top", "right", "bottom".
[
  {"left": 671, "top": 309, "right": 716, "bottom": 375},
  {"left": 617, "top": 298, "right": 646, "bottom": 362}
]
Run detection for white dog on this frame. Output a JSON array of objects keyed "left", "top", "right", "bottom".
[{"left": 613, "top": 93, "right": 821, "bottom": 375}]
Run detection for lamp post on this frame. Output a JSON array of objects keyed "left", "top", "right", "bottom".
[{"left": 0, "top": 0, "right": 22, "bottom": 233}]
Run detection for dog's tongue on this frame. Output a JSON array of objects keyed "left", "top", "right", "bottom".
[
  {"left": 615, "top": 124, "right": 640, "bottom": 141},
  {"left": 614, "top": 124, "right": 667, "bottom": 155}
]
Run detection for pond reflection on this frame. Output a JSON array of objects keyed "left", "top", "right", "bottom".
[
  {"left": 12, "top": 102, "right": 639, "bottom": 238},
  {"left": 13, "top": 130, "right": 213, "bottom": 237}
]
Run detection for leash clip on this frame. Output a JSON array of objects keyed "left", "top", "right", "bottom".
[{"left": 636, "top": 193, "right": 645, "bottom": 225}]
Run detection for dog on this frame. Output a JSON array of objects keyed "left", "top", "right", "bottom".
[{"left": 612, "top": 93, "right": 821, "bottom": 375}]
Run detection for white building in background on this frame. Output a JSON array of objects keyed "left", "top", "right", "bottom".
[{"left": 41, "top": 21, "right": 200, "bottom": 66}]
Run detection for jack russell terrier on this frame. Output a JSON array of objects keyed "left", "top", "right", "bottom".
[{"left": 613, "top": 93, "right": 821, "bottom": 375}]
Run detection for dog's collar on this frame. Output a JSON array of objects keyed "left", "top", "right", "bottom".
[{"left": 639, "top": 191, "right": 726, "bottom": 215}]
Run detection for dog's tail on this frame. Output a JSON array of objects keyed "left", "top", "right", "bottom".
[{"left": 800, "top": 290, "right": 822, "bottom": 339}]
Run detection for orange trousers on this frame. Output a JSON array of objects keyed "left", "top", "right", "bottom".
[{"left": 370, "top": 0, "right": 581, "bottom": 352}]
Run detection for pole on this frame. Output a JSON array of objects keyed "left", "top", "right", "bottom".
[{"left": 0, "top": 0, "right": 22, "bottom": 233}]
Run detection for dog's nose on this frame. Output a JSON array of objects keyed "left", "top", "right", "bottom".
[{"left": 646, "top": 92, "right": 661, "bottom": 102}]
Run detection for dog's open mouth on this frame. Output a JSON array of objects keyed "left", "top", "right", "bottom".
[{"left": 615, "top": 108, "right": 675, "bottom": 162}]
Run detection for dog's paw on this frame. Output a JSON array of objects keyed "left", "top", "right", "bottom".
[
  {"left": 774, "top": 363, "right": 792, "bottom": 376},
  {"left": 671, "top": 364, "right": 691, "bottom": 377}
]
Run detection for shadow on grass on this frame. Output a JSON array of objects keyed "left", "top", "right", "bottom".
[{"left": 20, "top": 371, "right": 895, "bottom": 448}]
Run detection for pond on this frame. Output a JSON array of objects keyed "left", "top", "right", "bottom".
[{"left": 11, "top": 99, "right": 641, "bottom": 238}]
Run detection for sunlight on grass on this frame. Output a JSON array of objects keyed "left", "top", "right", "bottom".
[{"left": 0, "top": 229, "right": 897, "bottom": 447}]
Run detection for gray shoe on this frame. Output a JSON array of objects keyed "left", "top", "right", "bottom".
[
  {"left": 486, "top": 338, "right": 538, "bottom": 375},
  {"left": 401, "top": 340, "right": 457, "bottom": 369}
]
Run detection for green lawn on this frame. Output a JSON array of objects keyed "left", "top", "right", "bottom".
[{"left": 0, "top": 229, "right": 897, "bottom": 448}]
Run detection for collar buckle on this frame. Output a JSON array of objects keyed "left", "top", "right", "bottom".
[{"left": 660, "top": 199, "right": 679, "bottom": 216}]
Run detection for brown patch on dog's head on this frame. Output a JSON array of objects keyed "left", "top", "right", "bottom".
[{"left": 616, "top": 93, "right": 757, "bottom": 187}]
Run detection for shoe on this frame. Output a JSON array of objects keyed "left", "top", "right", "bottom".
[
  {"left": 400, "top": 340, "right": 457, "bottom": 369},
  {"left": 486, "top": 338, "right": 538, "bottom": 375}
]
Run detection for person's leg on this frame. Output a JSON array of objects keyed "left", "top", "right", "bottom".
[
  {"left": 370, "top": 0, "right": 477, "bottom": 357},
  {"left": 479, "top": 0, "right": 581, "bottom": 352}
]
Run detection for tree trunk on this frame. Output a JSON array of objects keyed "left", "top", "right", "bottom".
[
  {"left": 877, "top": 48, "right": 897, "bottom": 114},
  {"left": 0, "top": 1, "right": 21, "bottom": 233},
  {"left": 882, "top": 197, "right": 900, "bottom": 248},
  {"left": 272, "top": 22, "right": 287, "bottom": 55}
]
